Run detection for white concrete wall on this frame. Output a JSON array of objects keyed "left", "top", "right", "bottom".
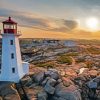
[
  {"left": 22, "top": 62, "right": 29, "bottom": 74},
  {"left": 0, "top": 34, "right": 29, "bottom": 83}
]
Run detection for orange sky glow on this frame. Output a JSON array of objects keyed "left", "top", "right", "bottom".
[{"left": 0, "top": 0, "right": 100, "bottom": 40}]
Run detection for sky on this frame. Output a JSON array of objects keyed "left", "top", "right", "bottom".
[{"left": 0, "top": 0, "right": 100, "bottom": 39}]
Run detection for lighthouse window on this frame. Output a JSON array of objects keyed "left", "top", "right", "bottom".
[
  {"left": 11, "top": 53, "right": 14, "bottom": 59},
  {"left": 12, "top": 68, "right": 15, "bottom": 73},
  {"left": 10, "top": 40, "right": 13, "bottom": 45},
  {"left": 0, "top": 64, "right": 1, "bottom": 69}
]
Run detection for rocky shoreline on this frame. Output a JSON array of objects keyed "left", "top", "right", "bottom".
[{"left": 0, "top": 68, "right": 100, "bottom": 100}]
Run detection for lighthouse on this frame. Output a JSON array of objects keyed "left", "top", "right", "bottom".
[{"left": 0, "top": 17, "right": 29, "bottom": 83}]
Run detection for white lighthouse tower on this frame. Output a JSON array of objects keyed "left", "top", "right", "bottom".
[{"left": 0, "top": 17, "right": 29, "bottom": 83}]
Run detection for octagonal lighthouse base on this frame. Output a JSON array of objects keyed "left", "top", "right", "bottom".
[{"left": 0, "top": 34, "right": 29, "bottom": 83}]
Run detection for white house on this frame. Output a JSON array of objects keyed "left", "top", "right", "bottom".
[{"left": 0, "top": 17, "right": 29, "bottom": 83}]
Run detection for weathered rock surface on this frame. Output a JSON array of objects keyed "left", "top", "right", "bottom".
[
  {"left": 45, "top": 69, "right": 59, "bottom": 80},
  {"left": 62, "top": 77, "right": 74, "bottom": 87},
  {"left": 0, "top": 83, "right": 21, "bottom": 100},
  {"left": 87, "top": 80, "right": 97, "bottom": 89},
  {"left": 51, "top": 96, "right": 66, "bottom": 100},
  {"left": 21, "top": 76, "right": 33, "bottom": 87},
  {"left": 38, "top": 91, "right": 48, "bottom": 100},
  {"left": 0, "top": 68, "right": 99, "bottom": 100},
  {"left": 41, "top": 77, "right": 50, "bottom": 86},
  {"left": 0, "top": 96, "right": 3, "bottom": 100},
  {"left": 24, "top": 87, "right": 37, "bottom": 100},
  {"left": 88, "top": 70, "right": 98, "bottom": 78},
  {"left": 44, "top": 83, "right": 55, "bottom": 94},
  {"left": 33, "top": 71, "right": 45, "bottom": 84},
  {"left": 55, "top": 84, "right": 82, "bottom": 100}
]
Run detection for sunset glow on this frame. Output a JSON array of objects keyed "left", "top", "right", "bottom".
[
  {"left": 0, "top": 0, "right": 100, "bottom": 39},
  {"left": 86, "top": 17, "right": 99, "bottom": 31}
]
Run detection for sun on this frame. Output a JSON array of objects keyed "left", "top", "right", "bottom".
[{"left": 86, "top": 17, "right": 99, "bottom": 31}]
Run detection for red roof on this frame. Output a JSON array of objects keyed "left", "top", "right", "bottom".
[{"left": 2, "top": 17, "right": 17, "bottom": 24}]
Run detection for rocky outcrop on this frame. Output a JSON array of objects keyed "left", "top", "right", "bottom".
[
  {"left": 38, "top": 91, "right": 48, "bottom": 100},
  {"left": 45, "top": 69, "right": 59, "bottom": 80},
  {"left": 28, "top": 69, "right": 82, "bottom": 100},
  {"left": 44, "top": 78, "right": 56, "bottom": 94},
  {"left": 33, "top": 72, "right": 45, "bottom": 84},
  {"left": 0, "top": 96, "right": 3, "bottom": 100},
  {"left": 55, "top": 83, "right": 81, "bottom": 100},
  {"left": 74, "top": 75, "right": 100, "bottom": 100},
  {"left": 0, "top": 83, "right": 21, "bottom": 100},
  {"left": 0, "top": 68, "right": 99, "bottom": 100}
]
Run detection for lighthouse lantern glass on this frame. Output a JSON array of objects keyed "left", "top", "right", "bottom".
[
  {"left": 3, "top": 17, "right": 17, "bottom": 34},
  {"left": 4, "top": 24, "right": 16, "bottom": 29},
  {"left": 3, "top": 23, "right": 17, "bottom": 34}
]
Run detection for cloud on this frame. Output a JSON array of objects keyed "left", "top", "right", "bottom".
[
  {"left": 63, "top": 20, "right": 78, "bottom": 30},
  {"left": 0, "top": 8, "right": 78, "bottom": 33}
]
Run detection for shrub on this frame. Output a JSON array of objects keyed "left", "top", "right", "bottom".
[
  {"left": 57, "top": 55, "right": 72, "bottom": 65},
  {"left": 35, "top": 62, "right": 55, "bottom": 68}
]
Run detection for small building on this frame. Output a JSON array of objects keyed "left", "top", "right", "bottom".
[
  {"left": 42, "top": 39, "right": 59, "bottom": 46},
  {"left": 63, "top": 40, "right": 77, "bottom": 47},
  {"left": 0, "top": 17, "right": 29, "bottom": 83}
]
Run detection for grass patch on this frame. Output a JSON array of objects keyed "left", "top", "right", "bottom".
[
  {"left": 87, "top": 47, "right": 100, "bottom": 54},
  {"left": 65, "top": 52, "right": 78, "bottom": 56},
  {"left": 57, "top": 55, "right": 73, "bottom": 65},
  {"left": 57, "top": 52, "right": 78, "bottom": 57},
  {"left": 35, "top": 61, "right": 55, "bottom": 68}
]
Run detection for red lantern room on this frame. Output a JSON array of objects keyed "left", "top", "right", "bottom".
[{"left": 2, "top": 17, "right": 17, "bottom": 34}]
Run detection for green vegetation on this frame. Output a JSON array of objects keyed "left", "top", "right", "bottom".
[
  {"left": 58, "top": 52, "right": 78, "bottom": 57},
  {"left": 35, "top": 61, "right": 55, "bottom": 68},
  {"left": 57, "top": 55, "right": 73, "bottom": 65},
  {"left": 65, "top": 52, "right": 78, "bottom": 56},
  {"left": 87, "top": 47, "right": 100, "bottom": 54}
]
